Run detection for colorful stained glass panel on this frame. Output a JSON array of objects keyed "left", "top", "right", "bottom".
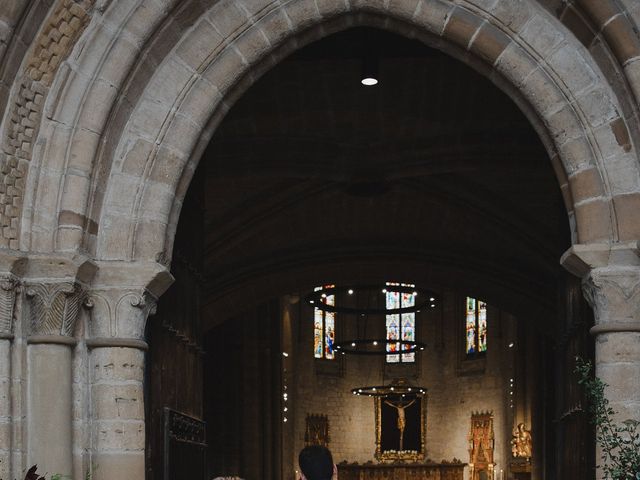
[
  {"left": 401, "top": 313, "right": 415, "bottom": 362},
  {"left": 478, "top": 301, "right": 487, "bottom": 353},
  {"left": 314, "top": 285, "right": 336, "bottom": 360},
  {"left": 386, "top": 313, "right": 400, "bottom": 363},
  {"left": 314, "top": 308, "right": 323, "bottom": 358},
  {"left": 466, "top": 297, "right": 477, "bottom": 354},
  {"left": 386, "top": 283, "right": 416, "bottom": 363}
]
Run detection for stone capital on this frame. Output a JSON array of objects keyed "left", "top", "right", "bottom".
[
  {"left": 25, "top": 281, "right": 87, "bottom": 339},
  {"left": 582, "top": 266, "right": 640, "bottom": 335},
  {"left": 86, "top": 261, "right": 174, "bottom": 349},
  {"left": 0, "top": 275, "right": 19, "bottom": 338},
  {"left": 561, "top": 242, "right": 640, "bottom": 335},
  {"left": 19, "top": 254, "right": 97, "bottom": 342}
]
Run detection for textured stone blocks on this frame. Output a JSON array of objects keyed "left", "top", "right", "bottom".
[
  {"left": 92, "top": 383, "right": 144, "bottom": 420},
  {"left": 568, "top": 167, "right": 605, "bottom": 204},
  {"left": 94, "top": 420, "right": 145, "bottom": 451},
  {"left": 612, "top": 193, "right": 640, "bottom": 240},
  {"left": 92, "top": 349, "right": 145, "bottom": 383},
  {"left": 443, "top": 6, "right": 483, "bottom": 50},
  {"left": 574, "top": 198, "right": 612, "bottom": 243},
  {"left": 470, "top": 22, "right": 511, "bottom": 64}
]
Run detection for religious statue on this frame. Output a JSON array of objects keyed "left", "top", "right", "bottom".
[
  {"left": 510, "top": 423, "right": 532, "bottom": 459},
  {"left": 383, "top": 398, "right": 416, "bottom": 451}
]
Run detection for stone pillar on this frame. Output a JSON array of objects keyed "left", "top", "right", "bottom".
[
  {"left": 561, "top": 243, "right": 640, "bottom": 478},
  {"left": 25, "top": 281, "right": 87, "bottom": 478},
  {"left": 18, "top": 255, "right": 96, "bottom": 478},
  {"left": 86, "top": 262, "right": 173, "bottom": 480},
  {"left": 582, "top": 267, "right": 640, "bottom": 421},
  {"left": 0, "top": 277, "right": 18, "bottom": 480},
  {"left": 0, "top": 252, "right": 26, "bottom": 480}
]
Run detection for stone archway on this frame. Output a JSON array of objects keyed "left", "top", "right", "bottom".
[
  {"left": 10, "top": 0, "right": 639, "bottom": 257},
  {"left": 0, "top": 1, "right": 638, "bottom": 479}
]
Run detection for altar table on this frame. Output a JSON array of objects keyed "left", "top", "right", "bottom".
[{"left": 338, "top": 462, "right": 465, "bottom": 480}]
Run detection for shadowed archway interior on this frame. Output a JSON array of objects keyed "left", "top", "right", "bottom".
[
  {"left": 200, "top": 27, "right": 569, "bottom": 324},
  {"left": 146, "top": 27, "right": 588, "bottom": 480}
]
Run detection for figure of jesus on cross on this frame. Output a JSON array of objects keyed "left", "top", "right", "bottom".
[{"left": 383, "top": 397, "right": 417, "bottom": 451}]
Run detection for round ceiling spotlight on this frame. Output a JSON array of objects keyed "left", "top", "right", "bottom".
[{"left": 361, "top": 52, "right": 378, "bottom": 86}]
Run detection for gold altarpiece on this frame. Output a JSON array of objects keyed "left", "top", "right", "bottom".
[
  {"left": 375, "top": 395, "right": 426, "bottom": 462},
  {"left": 337, "top": 395, "right": 464, "bottom": 480},
  {"left": 468, "top": 412, "right": 495, "bottom": 480}
]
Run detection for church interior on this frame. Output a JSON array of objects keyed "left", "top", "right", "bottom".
[{"left": 143, "top": 27, "right": 595, "bottom": 480}]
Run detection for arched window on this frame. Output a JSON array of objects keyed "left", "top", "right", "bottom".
[
  {"left": 314, "top": 285, "right": 335, "bottom": 360},
  {"left": 466, "top": 297, "right": 487, "bottom": 355},
  {"left": 386, "top": 282, "right": 416, "bottom": 363}
]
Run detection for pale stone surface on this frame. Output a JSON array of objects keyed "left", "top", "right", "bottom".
[
  {"left": 28, "top": 344, "right": 73, "bottom": 478},
  {"left": 90, "top": 346, "right": 146, "bottom": 480},
  {"left": 0, "top": 0, "right": 637, "bottom": 478},
  {"left": 0, "top": 340, "right": 10, "bottom": 480}
]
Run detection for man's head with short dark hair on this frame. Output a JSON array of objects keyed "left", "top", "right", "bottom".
[{"left": 298, "top": 445, "right": 336, "bottom": 480}]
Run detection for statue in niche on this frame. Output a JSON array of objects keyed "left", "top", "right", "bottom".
[
  {"left": 383, "top": 398, "right": 417, "bottom": 451},
  {"left": 511, "top": 423, "right": 532, "bottom": 459}
]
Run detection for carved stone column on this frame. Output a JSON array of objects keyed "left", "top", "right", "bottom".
[
  {"left": 86, "top": 262, "right": 173, "bottom": 480},
  {"left": 25, "top": 281, "right": 87, "bottom": 477},
  {"left": 0, "top": 252, "right": 26, "bottom": 480},
  {"left": 582, "top": 267, "right": 640, "bottom": 420},
  {"left": 561, "top": 243, "right": 640, "bottom": 479},
  {"left": 21, "top": 255, "right": 96, "bottom": 478},
  {"left": 0, "top": 277, "right": 19, "bottom": 480}
]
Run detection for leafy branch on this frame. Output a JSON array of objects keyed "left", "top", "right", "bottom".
[
  {"left": 575, "top": 357, "right": 640, "bottom": 480},
  {"left": 12, "top": 465, "right": 77, "bottom": 480}
]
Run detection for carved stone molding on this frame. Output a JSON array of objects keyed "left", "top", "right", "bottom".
[
  {"left": 582, "top": 267, "right": 640, "bottom": 333},
  {"left": 25, "top": 282, "right": 85, "bottom": 337},
  {"left": 0, "top": 276, "right": 19, "bottom": 337},
  {"left": 0, "top": 0, "right": 96, "bottom": 248}
]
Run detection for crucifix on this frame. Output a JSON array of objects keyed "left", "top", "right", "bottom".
[{"left": 383, "top": 397, "right": 416, "bottom": 451}]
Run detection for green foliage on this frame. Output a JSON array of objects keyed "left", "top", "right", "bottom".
[
  {"left": 21, "top": 466, "right": 79, "bottom": 480},
  {"left": 575, "top": 357, "right": 640, "bottom": 480}
]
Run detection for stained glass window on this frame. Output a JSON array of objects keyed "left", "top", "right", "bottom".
[
  {"left": 478, "top": 301, "right": 487, "bottom": 353},
  {"left": 386, "top": 282, "right": 416, "bottom": 363},
  {"left": 314, "top": 285, "right": 335, "bottom": 360},
  {"left": 466, "top": 297, "right": 487, "bottom": 356}
]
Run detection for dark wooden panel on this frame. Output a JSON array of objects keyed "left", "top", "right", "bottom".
[{"left": 164, "top": 408, "right": 207, "bottom": 480}]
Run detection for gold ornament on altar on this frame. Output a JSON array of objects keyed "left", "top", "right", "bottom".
[
  {"left": 305, "top": 414, "right": 330, "bottom": 447},
  {"left": 468, "top": 411, "right": 495, "bottom": 480},
  {"left": 374, "top": 389, "right": 427, "bottom": 463},
  {"left": 510, "top": 423, "right": 532, "bottom": 459}
]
